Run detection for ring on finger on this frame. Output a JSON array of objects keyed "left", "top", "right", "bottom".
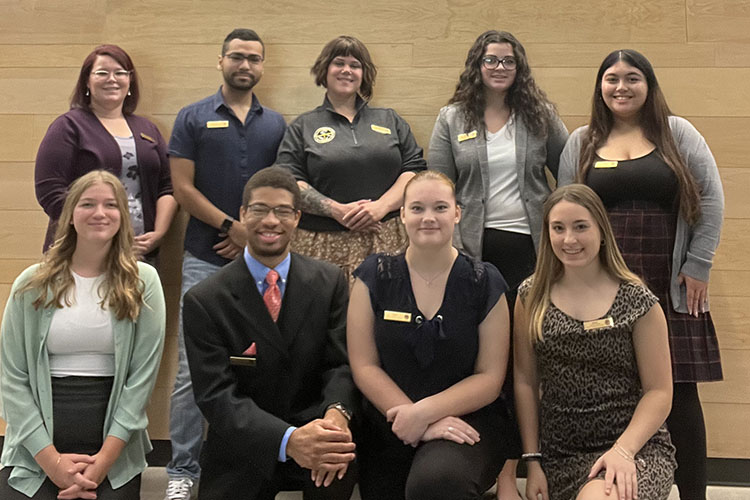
[{"left": 447, "top": 426, "right": 454, "bottom": 432}]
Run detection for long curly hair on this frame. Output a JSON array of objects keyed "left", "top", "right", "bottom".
[
  {"left": 448, "top": 30, "right": 556, "bottom": 137},
  {"left": 576, "top": 49, "right": 701, "bottom": 224},
  {"left": 18, "top": 171, "right": 143, "bottom": 320}
]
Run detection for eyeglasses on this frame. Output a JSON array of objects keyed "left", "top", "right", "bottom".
[
  {"left": 91, "top": 70, "right": 131, "bottom": 80},
  {"left": 225, "top": 52, "right": 264, "bottom": 65},
  {"left": 245, "top": 204, "right": 297, "bottom": 220},
  {"left": 482, "top": 55, "right": 517, "bottom": 71}
]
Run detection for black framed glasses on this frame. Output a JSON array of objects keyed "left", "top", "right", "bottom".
[
  {"left": 225, "top": 52, "right": 264, "bottom": 64},
  {"left": 245, "top": 204, "right": 297, "bottom": 220},
  {"left": 482, "top": 55, "right": 517, "bottom": 70}
]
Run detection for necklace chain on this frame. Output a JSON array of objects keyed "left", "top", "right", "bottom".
[{"left": 408, "top": 259, "right": 453, "bottom": 286}]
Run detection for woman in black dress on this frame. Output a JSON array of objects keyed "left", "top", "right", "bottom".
[{"left": 347, "top": 170, "right": 514, "bottom": 500}]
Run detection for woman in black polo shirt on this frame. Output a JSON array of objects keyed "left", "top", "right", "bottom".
[{"left": 276, "top": 35, "right": 425, "bottom": 286}]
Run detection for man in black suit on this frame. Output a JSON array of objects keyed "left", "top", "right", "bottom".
[{"left": 183, "top": 166, "right": 357, "bottom": 499}]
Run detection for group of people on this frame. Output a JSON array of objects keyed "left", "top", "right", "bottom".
[{"left": 0, "top": 25, "right": 722, "bottom": 500}]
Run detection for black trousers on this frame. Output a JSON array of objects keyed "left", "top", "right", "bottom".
[
  {"left": 667, "top": 382, "right": 708, "bottom": 500},
  {"left": 0, "top": 376, "right": 141, "bottom": 499}
]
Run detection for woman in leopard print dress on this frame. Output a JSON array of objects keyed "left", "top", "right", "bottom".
[{"left": 514, "top": 184, "right": 676, "bottom": 500}]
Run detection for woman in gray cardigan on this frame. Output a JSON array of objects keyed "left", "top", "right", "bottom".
[
  {"left": 558, "top": 49, "right": 723, "bottom": 500},
  {"left": 428, "top": 30, "right": 567, "bottom": 500}
]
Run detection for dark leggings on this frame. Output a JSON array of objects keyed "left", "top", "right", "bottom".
[{"left": 667, "top": 382, "right": 708, "bottom": 500}]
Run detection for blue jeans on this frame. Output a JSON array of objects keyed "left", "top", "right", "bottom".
[{"left": 166, "top": 252, "right": 223, "bottom": 480}]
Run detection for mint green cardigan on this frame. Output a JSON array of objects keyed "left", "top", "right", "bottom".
[{"left": 0, "top": 262, "right": 165, "bottom": 496}]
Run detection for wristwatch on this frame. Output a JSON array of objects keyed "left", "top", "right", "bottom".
[
  {"left": 220, "top": 216, "right": 235, "bottom": 234},
  {"left": 326, "top": 402, "right": 352, "bottom": 422}
]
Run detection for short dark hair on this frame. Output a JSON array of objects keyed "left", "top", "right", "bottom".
[
  {"left": 310, "top": 35, "right": 377, "bottom": 100},
  {"left": 222, "top": 28, "right": 264, "bottom": 56},
  {"left": 70, "top": 44, "right": 140, "bottom": 114},
  {"left": 242, "top": 166, "right": 301, "bottom": 208}
]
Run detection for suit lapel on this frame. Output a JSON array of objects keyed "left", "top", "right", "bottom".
[
  {"left": 514, "top": 116, "right": 529, "bottom": 194},
  {"left": 277, "top": 254, "right": 315, "bottom": 346},
  {"left": 227, "top": 259, "right": 290, "bottom": 359}
]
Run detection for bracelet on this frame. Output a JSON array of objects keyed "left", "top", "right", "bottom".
[
  {"left": 521, "top": 452, "right": 543, "bottom": 462},
  {"left": 612, "top": 441, "right": 635, "bottom": 463}
]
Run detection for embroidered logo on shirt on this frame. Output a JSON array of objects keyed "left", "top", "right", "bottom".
[
  {"left": 371, "top": 124, "right": 391, "bottom": 135},
  {"left": 457, "top": 130, "right": 478, "bottom": 142},
  {"left": 314, "top": 127, "right": 336, "bottom": 144}
]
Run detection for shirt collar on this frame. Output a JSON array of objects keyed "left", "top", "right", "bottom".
[
  {"left": 322, "top": 93, "right": 368, "bottom": 116},
  {"left": 212, "top": 86, "right": 263, "bottom": 115},
  {"left": 243, "top": 247, "right": 291, "bottom": 290}
]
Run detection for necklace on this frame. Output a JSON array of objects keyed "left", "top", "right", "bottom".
[{"left": 408, "top": 258, "right": 454, "bottom": 287}]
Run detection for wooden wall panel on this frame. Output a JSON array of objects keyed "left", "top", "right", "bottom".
[{"left": 0, "top": 0, "right": 748, "bottom": 459}]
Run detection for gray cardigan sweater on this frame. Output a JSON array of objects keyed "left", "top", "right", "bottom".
[
  {"left": 558, "top": 115, "right": 724, "bottom": 313},
  {"left": 428, "top": 104, "right": 569, "bottom": 257}
]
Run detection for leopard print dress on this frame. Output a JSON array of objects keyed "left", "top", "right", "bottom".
[{"left": 520, "top": 279, "right": 677, "bottom": 500}]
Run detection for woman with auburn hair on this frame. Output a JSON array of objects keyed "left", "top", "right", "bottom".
[
  {"left": 348, "top": 170, "right": 515, "bottom": 500},
  {"left": 515, "top": 184, "right": 675, "bottom": 500},
  {"left": 35, "top": 44, "right": 177, "bottom": 265},
  {"left": 276, "top": 35, "right": 425, "bottom": 286},
  {"left": 558, "top": 49, "right": 723, "bottom": 500},
  {"left": 1, "top": 170, "right": 166, "bottom": 499},
  {"left": 428, "top": 30, "right": 568, "bottom": 498}
]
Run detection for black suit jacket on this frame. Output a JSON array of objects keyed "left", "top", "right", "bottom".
[{"left": 183, "top": 253, "right": 355, "bottom": 497}]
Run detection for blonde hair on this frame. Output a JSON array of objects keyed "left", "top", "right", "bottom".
[
  {"left": 403, "top": 170, "right": 456, "bottom": 202},
  {"left": 524, "top": 184, "right": 642, "bottom": 343},
  {"left": 18, "top": 171, "right": 143, "bottom": 320}
]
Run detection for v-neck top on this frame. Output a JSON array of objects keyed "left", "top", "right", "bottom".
[{"left": 354, "top": 252, "right": 507, "bottom": 401}]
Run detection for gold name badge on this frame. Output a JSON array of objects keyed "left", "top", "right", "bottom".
[
  {"left": 384, "top": 310, "right": 412, "bottom": 322},
  {"left": 229, "top": 356, "right": 257, "bottom": 366},
  {"left": 140, "top": 132, "right": 156, "bottom": 143},
  {"left": 583, "top": 316, "right": 614, "bottom": 331},
  {"left": 206, "top": 120, "right": 229, "bottom": 129},
  {"left": 457, "top": 130, "right": 478, "bottom": 142},
  {"left": 371, "top": 124, "right": 391, "bottom": 135},
  {"left": 594, "top": 161, "right": 618, "bottom": 169}
]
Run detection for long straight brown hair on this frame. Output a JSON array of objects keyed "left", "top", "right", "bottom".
[{"left": 577, "top": 49, "right": 701, "bottom": 224}]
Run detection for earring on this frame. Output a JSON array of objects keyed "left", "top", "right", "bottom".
[
  {"left": 86, "top": 89, "right": 90, "bottom": 96},
  {"left": 127, "top": 90, "right": 131, "bottom": 96}
]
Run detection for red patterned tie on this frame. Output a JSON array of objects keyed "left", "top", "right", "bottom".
[{"left": 263, "top": 269, "right": 281, "bottom": 322}]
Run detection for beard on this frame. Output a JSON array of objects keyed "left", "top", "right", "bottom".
[{"left": 224, "top": 71, "right": 258, "bottom": 91}]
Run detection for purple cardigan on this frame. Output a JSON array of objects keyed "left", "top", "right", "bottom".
[{"left": 35, "top": 108, "right": 173, "bottom": 253}]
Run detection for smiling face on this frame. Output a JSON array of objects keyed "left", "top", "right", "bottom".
[
  {"left": 548, "top": 200, "right": 603, "bottom": 270},
  {"left": 219, "top": 38, "right": 264, "bottom": 91},
  {"left": 87, "top": 55, "right": 130, "bottom": 110},
  {"left": 240, "top": 186, "right": 300, "bottom": 267},
  {"left": 401, "top": 179, "right": 460, "bottom": 250},
  {"left": 325, "top": 55, "right": 363, "bottom": 99},
  {"left": 72, "top": 181, "right": 122, "bottom": 247},
  {"left": 600, "top": 60, "right": 648, "bottom": 121},
  {"left": 481, "top": 42, "right": 517, "bottom": 96}
]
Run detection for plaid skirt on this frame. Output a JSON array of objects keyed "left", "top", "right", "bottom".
[
  {"left": 292, "top": 216, "right": 408, "bottom": 289},
  {"left": 609, "top": 200, "right": 722, "bottom": 383}
]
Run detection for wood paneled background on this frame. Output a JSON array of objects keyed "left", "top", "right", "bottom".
[{"left": 1, "top": 0, "right": 748, "bottom": 459}]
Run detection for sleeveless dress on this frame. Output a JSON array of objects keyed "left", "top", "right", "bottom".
[
  {"left": 354, "top": 252, "right": 516, "bottom": 499},
  {"left": 519, "top": 279, "right": 676, "bottom": 500},
  {"left": 586, "top": 151, "right": 721, "bottom": 382}
]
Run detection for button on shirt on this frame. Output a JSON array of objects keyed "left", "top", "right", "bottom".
[
  {"left": 169, "top": 88, "right": 286, "bottom": 266},
  {"left": 242, "top": 248, "right": 295, "bottom": 461}
]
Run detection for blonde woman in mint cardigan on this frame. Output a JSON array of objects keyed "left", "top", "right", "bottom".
[{"left": 1, "top": 171, "right": 165, "bottom": 499}]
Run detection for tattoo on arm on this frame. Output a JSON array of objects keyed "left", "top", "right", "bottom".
[{"left": 300, "top": 184, "right": 334, "bottom": 217}]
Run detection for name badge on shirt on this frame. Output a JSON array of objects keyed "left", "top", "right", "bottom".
[
  {"left": 371, "top": 124, "right": 391, "bottom": 135},
  {"left": 314, "top": 126, "right": 336, "bottom": 144},
  {"left": 384, "top": 310, "right": 412, "bottom": 323},
  {"left": 583, "top": 316, "right": 614, "bottom": 331},
  {"left": 594, "top": 161, "right": 618, "bottom": 169},
  {"left": 140, "top": 132, "right": 156, "bottom": 143},
  {"left": 206, "top": 120, "right": 229, "bottom": 129},
  {"left": 457, "top": 130, "right": 478, "bottom": 142},
  {"left": 229, "top": 356, "right": 257, "bottom": 366}
]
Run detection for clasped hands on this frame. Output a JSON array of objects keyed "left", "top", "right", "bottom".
[
  {"left": 386, "top": 403, "right": 480, "bottom": 448},
  {"left": 286, "top": 410, "right": 355, "bottom": 488},
  {"left": 47, "top": 452, "right": 109, "bottom": 499},
  {"left": 333, "top": 199, "right": 386, "bottom": 233}
]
